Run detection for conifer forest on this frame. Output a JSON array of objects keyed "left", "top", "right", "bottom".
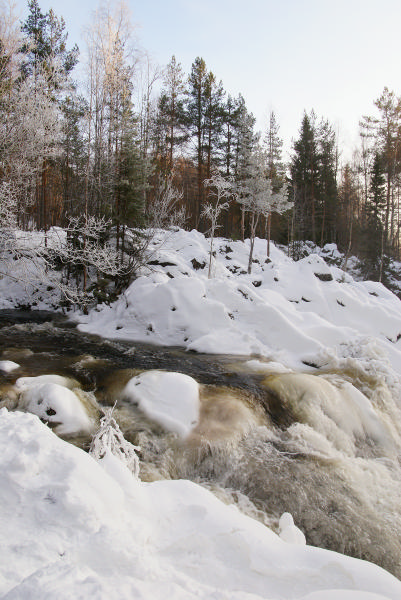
[{"left": 1, "top": 0, "right": 401, "bottom": 298}]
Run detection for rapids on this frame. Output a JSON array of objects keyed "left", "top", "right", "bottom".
[{"left": 1, "top": 310, "right": 401, "bottom": 579}]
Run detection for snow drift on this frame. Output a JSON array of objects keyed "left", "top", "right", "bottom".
[
  {"left": 1, "top": 408, "right": 401, "bottom": 600},
  {"left": 78, "top": 229, "right": 401, "bottom": 378}
]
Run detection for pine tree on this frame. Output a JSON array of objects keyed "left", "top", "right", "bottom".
[
  {"left": 186, "top": 57, "right": 209, "bottom": 225},
  {"left": 234, "top": 95, "right": 258, "bottom": 241},
  {"left": 219, "top": 94, "right": 240, "bottom": 177},
  {"left": 361, "top": 88, "right": 401, "bottom": 256},
  {"left": 60, "top": 94, "right": 87, "bottom": 221},
  {"left": 21, "top": 1, "right": 78, "bottom": 94},
  {"left": 20, "top": 0, "right": 48, "bottom": 81},
  {"left": 203, "top": 72, "right": 225, "bottom": 179},
  {"left": 155, "top": 55, "right": 188, "bottom": 174},
  {"left": 20, "top": 0, "right": 79, "bottom": 232}
]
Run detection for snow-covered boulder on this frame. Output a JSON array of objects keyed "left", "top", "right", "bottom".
[
  {"left": 122, "top": 370, "right": 200, "bottom": 438},
  {"left": 15, "top": 375, "right": 95, "bottom": 435}
]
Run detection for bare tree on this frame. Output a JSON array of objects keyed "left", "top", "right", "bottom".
[
  {"left": 202, "top": 173, "right": 234, "bottom": 278},
  {"left": 90, "top": 405, "right": 141, "bottom": 478},
  {"left": 83, "top": 0, "right": 139, "bottom": 216}
]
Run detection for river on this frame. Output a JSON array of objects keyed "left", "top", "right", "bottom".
[{"left": 1, "top": 310, "right": 401, "bottom": 579}]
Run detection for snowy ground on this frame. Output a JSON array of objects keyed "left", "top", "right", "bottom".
[
  {"left": 1, "top": 408, "right": 401, "bottom": 600},
  {"left": 2, "top": 228, "right": 401, "bottom": 598},
  {"left": 78, "top": 229, "right": 401, "bottom": 378}
]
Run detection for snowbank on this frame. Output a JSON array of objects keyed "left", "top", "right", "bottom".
[
  {"left": 1, "top": 408, "right": 400, "bottom": 600},
  {"left": 77, "top": 229, "right": 401, "bottom": 377}
]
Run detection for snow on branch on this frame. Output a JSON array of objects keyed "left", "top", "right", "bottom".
[
  {"left": 0, "top": 182, "right": 17, "bottom": 252},
  {"left": 202, "top": 173, "right": 235, "bottom": 278},
  {"left": 90, "top": 406, "right": 141, "bottom": 479},
  {"left": 147, "top": 175, "right": 186, "bottom": 230}
]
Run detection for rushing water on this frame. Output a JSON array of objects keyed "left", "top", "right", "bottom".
[{"left": 1, "top": 310, "right": 401, "bottom": 579}]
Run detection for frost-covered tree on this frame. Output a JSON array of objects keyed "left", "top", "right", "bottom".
[
  {"left": 146, "top": 174, "right": 186, "bottom": 230},
  {"left": 237, "top": 149, "right": 273, "bottom": 272},
  {"left": 18, "top": 0, "right": 79, "bottom": 231},
  {"left": 202, "top": 173, "right": 235, "bottom": 278},
  {"left": 83, "top": 1, "right": 140, "bottom": 217},
  {"left": 0, "top": 69, "right": 61, "bottom": 228},
  {"left": 267, "top": 185, "right": 292, "bottom": 257},
  {"left": 234, "top": 98, "right": 259, "bottom": 241},
  {"left": 0, "top": 182, "right": 17, "bottom": 256},
  {"left": 263, "top": 110, "right": 284, "bottom": 187},
  {"left": 236, "top": 147, "right": 291, "bottom": 269},
  {"left": 90, "top": 406, "right": 141, "bottom": 479}
]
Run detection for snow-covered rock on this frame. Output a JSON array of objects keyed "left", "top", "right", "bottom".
[
  {"left": 76, "top": 229, "right": 401, "bottom": 378},
  {"left": 14, "top": 375, "right": 95, "bottom": 435},
  {"left": 0, "top": 360, "right": 19, "bottom": 373},
  {"left": 122, "top": 370, "right": 200, "bottom": 438},
  {"left": 279, "top": 512, "right": 306, "bottom": 545}
]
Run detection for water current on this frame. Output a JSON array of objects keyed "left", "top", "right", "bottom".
[{"left": 1, "top": 310, "right": 401, "bottom": 579}]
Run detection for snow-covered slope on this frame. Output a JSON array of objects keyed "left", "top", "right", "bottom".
[
  {"left": 3, "top": 228, "right": 401, "bottom": 598},
  {"left": 78, "top": 229, "right": 401, "bottom": 377},
  {"left": 1, "top": 408, "right": 401, "bottom": 600}
]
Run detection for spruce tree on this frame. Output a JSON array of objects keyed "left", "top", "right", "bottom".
[
  {"left": 316, "top": 119, "right": 338, "bottom": 246},
  {"left": 361, "top": 151, "right": 386, "bottom": 279},
  {"left": 264, "top": 110, "right": 284, "bottom": 189},
  {"left": 290, "top": 111, "right": 319, "bottom": 245}
]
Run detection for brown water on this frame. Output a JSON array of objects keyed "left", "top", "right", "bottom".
[{"left": 1, "top": 310, "right": 401, "bottom": 579}]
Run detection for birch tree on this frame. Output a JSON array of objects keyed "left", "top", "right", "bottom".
[
  {"left": 237, "top": 149, "right": 290, "bottom": 271},
  {"left": 202, "top": 173, "right": 234, "bottom": 278}
]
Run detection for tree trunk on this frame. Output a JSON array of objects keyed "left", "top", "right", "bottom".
[{"left": 266, "top": 212, "right": 271, "bottom": 257}]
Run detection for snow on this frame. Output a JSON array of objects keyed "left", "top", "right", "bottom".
[
  {"left": 0, "top": 228, "right": 66, "bottom": 310},
  {"left": 278, "top": 512, "right": 306, "bottom": 545},
  {"left": 1, "top": 408, "right": 400, "bottom": 600},
  {"left": 122, "top": 370, "right": 200, "bottom": 438},
  {"left": 0, "top": 360, "right": 19, "bottom": 373},
  {"left": 3, "top": 228, "right": 401, "bottom": 597},
  {"left": 76, "top": 229, "right": 401, "bottom": 378},
  {"left": 15, "top": 375, "right": 94, "bottom": 435}
]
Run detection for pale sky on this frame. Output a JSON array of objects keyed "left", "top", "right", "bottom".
[{"left": 11, "top": 0, "right": 401, "bottom": 163}]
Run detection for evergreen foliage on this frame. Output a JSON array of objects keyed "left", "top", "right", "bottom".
[{"left": 3, "top": 1, "right": 401, "bottom": 299}]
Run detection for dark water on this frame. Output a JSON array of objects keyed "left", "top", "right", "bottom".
[
  {"left": 1, "top": 310, "right": 401, "bottom": 580},
  {"left": 0, "top": 310, "right": 264, "bottom": 393}
]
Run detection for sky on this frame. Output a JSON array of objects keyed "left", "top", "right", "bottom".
[{"left": 10, "top": 0, "right": 401, "bottom": 163}]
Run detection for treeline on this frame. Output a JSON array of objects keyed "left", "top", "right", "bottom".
[
  {"left": 1, "top": 0, "right": 401, "bottom": 286},
  {"left": 290, "top": 95, "right": 401, "bottom": 282}
]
